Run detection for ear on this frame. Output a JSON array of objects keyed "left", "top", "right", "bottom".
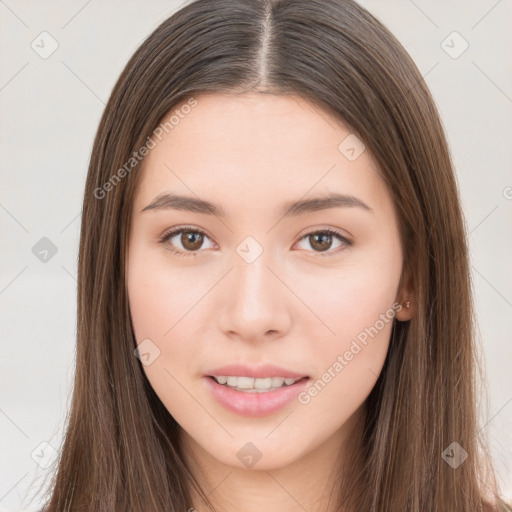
[{"left": 395, "top": 263, "right": 416, "bottom": 322}]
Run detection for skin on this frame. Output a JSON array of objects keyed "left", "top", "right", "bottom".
[{"left": 126, "top": 91, "right": 415, "bottom": 512}]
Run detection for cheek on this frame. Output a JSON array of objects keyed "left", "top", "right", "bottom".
[
  {"left": 296, "top": 292, "right": 396, "bottom": 421},
  {"left": 126, "top": 248, "right": 202, "bottom": 419},
  {"left": 126, "top": 241, "right": 214, "bottom": 395},
  {"left": 127, "top": 269, "right": 173, "bottom": 343},
  {"left": 127, "top": 241, "right": 203, "bottom": 342},
  {"left": 292, "top": 245, "right": 401, "bottom": 342},
  {"left": 293, "top": 246, "right": 401, "bottom": 411}
]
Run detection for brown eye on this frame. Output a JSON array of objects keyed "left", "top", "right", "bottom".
[
  {"left": 160, "top": 227, "right": 215, "bottom": 256},
  {"left": 309, "top": 232, "right": 333, "bottom": 252},
  {"left": 181, "top": 230, "right": 204, "bottom": 251},
  {"left": 296, "top": 228, "right": 352, "bottom": 256}
]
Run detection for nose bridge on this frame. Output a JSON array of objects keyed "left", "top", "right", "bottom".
[
  {"left": 219, "top": 237, "right": 290, "bottom": 340},
  {"left": 235, "top": 245, "right": 271, "bottom": 302}
]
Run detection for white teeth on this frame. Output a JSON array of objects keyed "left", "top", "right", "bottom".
[
  {"left": 227, "top": 376, "right": 238, "bottom": 387},
  {"left": 272, "top": 377, "right": 285, "bottom": 388},
  {"left": 235, "top": 376, "right": 254, "bottom": 389},
  {"left": 212, "top": 375, "right": 302, "bottom": 392}
]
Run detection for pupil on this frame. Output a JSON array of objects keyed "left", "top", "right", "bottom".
[
  {"left": 182, "top": 231, "right": 203, "bottom": 250},
  {"left": 312, "top": 233, "right": 331, "bottom": 251}
]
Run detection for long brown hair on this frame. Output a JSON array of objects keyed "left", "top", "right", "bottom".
[{"left": 36, "top": 0, "right": 506, "bottom": 510}]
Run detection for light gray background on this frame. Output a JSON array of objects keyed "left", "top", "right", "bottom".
[{"left": 1, "top": 1, "right": 511, "bottom": 510}]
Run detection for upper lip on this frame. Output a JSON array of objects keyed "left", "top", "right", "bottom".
[{"left": 206, "top": 364, "right": 309, "bottom": 380}]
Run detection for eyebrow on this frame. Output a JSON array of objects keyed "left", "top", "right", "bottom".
[{"left": 140, "top": 192, "right": 373, "bottom": 217}]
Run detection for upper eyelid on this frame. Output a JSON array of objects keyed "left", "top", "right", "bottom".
[
  {"left": 160, "top": 225, "right": 215, "bottom": 244},
  {"left": 161, "top": 224, "right": 351, "bottom": 238},
  {"left": 160, "top": 226, "right": 351, "bottom": 251}
]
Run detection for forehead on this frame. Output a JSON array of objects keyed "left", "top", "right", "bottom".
[{"left": 133, "top": 92, "right": 388, "bottom": 216}]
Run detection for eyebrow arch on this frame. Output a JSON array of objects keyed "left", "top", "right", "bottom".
[{"left": 140, "top": 192, "right": 373, "bottom": 217}]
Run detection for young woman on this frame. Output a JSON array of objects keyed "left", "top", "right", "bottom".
[{"left": 38, "top": 0, "right": 510, "bottom": 510}]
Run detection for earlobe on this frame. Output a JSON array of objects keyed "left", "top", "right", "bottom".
[
  {"left": 395, "top": 264, "right": 416, "bottom": 321},
  {"left": 395, "top": 298, "right": 416, "bottom": 321}
]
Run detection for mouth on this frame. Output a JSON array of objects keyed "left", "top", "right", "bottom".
[
  {"left": 207, "top": 375, "right": 310, "bottom": 393},
  {"left": 204, "top": 374, "right": 310, "bottom": 417}
]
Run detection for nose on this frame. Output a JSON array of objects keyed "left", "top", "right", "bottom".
[{"left": 217, "top": 248, "right": 292, "bottom": 343}]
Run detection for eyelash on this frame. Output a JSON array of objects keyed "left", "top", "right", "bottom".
[{"left": 159, "top": 226, "right": 353, "bottom": 258}]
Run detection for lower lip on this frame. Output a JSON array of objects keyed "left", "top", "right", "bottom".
[{"left": 204, "top": 376, "right": 309, "bottom": 417}]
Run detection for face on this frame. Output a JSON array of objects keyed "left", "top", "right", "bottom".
[{"left": 126, "top": 92, "right": 414, "bottom": 472}]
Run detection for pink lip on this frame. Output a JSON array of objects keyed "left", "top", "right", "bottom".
[
  {"left": 203, "top": 376, "right": 309, "bottom": 417},
  {"left": 205, "top": 364, "right": 308, "bottom": 379}
]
